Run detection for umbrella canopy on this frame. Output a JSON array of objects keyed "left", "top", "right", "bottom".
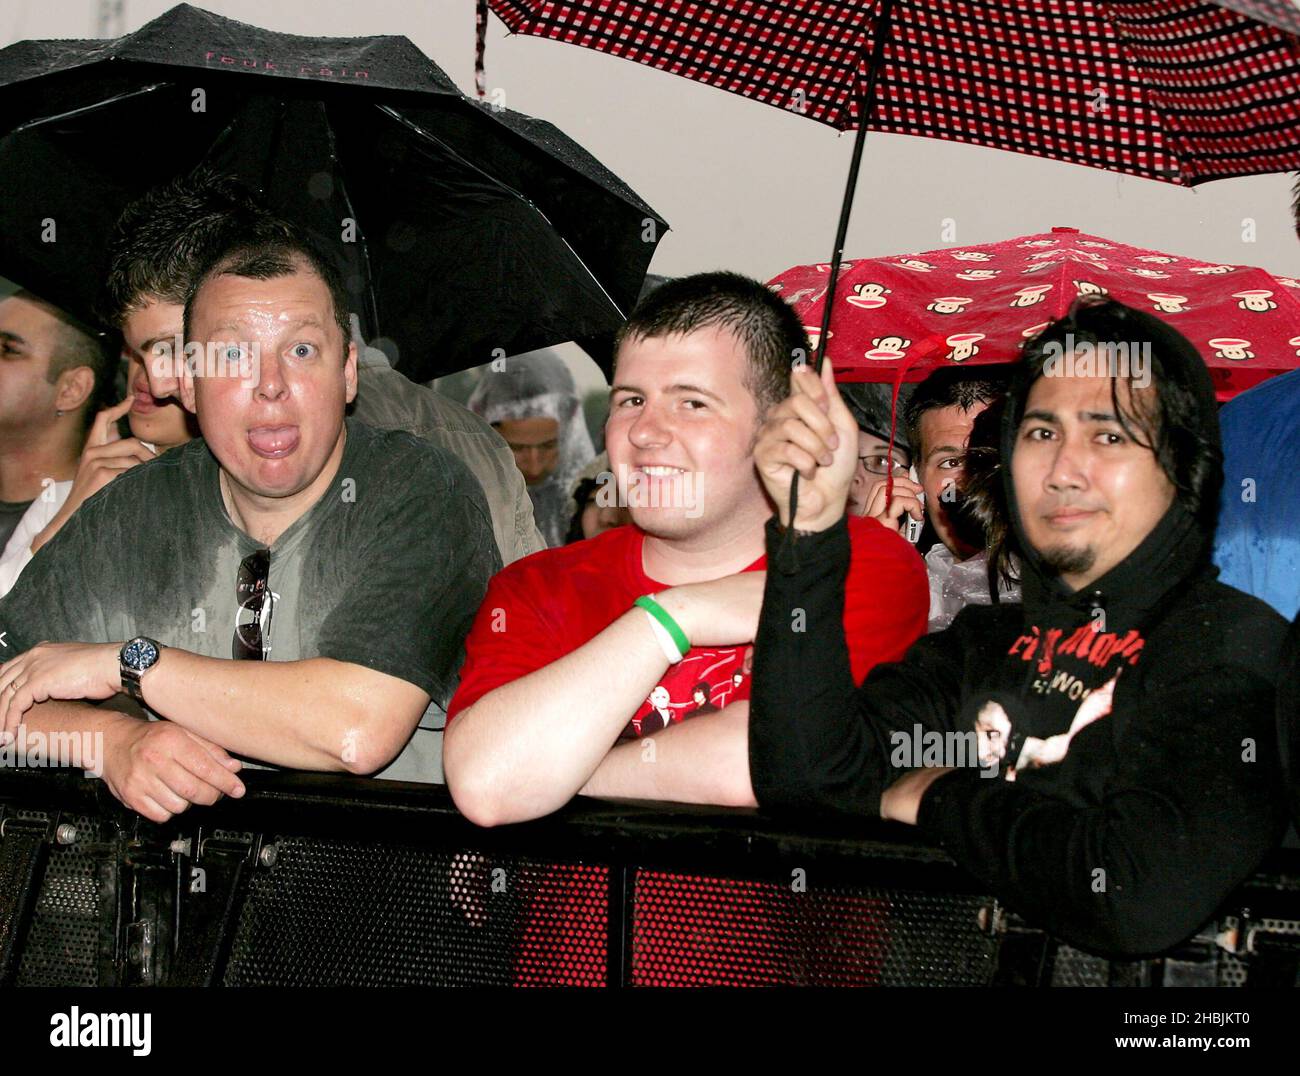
[
  {"left": 769, "top": 225, "right": 1300, "bottom": 400},
  {"left": 485, "top": 0, "right": 1300, "bottom": 185},
  {"left": 0, "top": 3, "right": 667, "bottom": 381}
]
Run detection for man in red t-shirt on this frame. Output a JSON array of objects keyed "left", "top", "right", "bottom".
[{"left": 444, "top": 272, "right": 928, "bottom": 828}]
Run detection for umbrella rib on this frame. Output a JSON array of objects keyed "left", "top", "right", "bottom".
[
  {"left": 11, "top": 81, "right": 169, "bottom": 134},
  {"left": 373, "top": 103, "right": 627, "bottom": 320}
]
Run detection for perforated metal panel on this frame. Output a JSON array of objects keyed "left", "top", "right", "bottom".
[
  {"left": 632, "top": 870, "right": 997, "bottom": 987},
  {"left": 14, "top": 814, "right": 111, "bottom": 987},
  {"left": 1219, "top": 917, "right": 1300, "bottom": 986},
  {"left": 0, "top": 827, "right": 44, "bottom": 981},
  {"left": 222, "top": 837, "right": 609, "bottom": 987},
  {"left": 1048, "top": 943, "right": 1151, "bottom": 986}
]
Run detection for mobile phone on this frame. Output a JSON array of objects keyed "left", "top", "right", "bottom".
[{"left": 903, "top": 464, "right": 924, "bottom": 545}]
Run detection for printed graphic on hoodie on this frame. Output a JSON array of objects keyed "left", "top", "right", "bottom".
[{"left": 975, "top": 673, "right": 1120, "bottom": 781}]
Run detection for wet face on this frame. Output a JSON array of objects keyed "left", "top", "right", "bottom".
[
  {"left": 122, "top": 297, "right": 185, "bottom": 401},
  {"left": 848, "top": 431, "right": 910, "bottom": 517},
  {"left": 181, "top": 263, "right": 356, "bottom": 505},
  {"left": 1011, "top": 363, "right": 1176, "bottom": 592},
  {"left": 0, "top": 294, "right": 65, "bottom": 435},
  {"left": 606, "top": 326, "right": 765, "bottom": 542},
  {"left": 497, "top": 416, "right": 560, "bottom": 486},
  {"left": 916, "top": 402, "right": 989, "bottom": 557},
  {"left": 120, "top": 303, "right": 196, "bottom": 449}
]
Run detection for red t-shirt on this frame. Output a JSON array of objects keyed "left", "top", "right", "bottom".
[
  {"left": 448, "top": 516, "right": 926, "bottom": 986},
  {"left": 448, "top": 515, "right": 929, "bottom": 730}
]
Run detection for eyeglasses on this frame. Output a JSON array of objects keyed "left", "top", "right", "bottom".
[
  {"left": 234, "top": 548, "right": 273, "bottom": 661},
  {"left": 858, "top": 453, "right": 910, "bottom": 477}
]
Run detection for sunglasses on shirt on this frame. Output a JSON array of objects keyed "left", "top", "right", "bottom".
[{"left": 234, "top": 548, "right": 273, "bottom": 661}]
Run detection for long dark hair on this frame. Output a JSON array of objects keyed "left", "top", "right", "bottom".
[
  {"left": 949, "top": 398, "right": 1020, "bottom": 598},
  {"left": 1010, "top": 296, "right": 1223, "bottom": 535}
]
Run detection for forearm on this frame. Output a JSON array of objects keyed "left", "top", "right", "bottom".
[
  {"left": 579, "top": 701, "right": 756, "bottom": 807},
  {"left": 444, "top": 608, "right": 671, "bottom": 825},
  {"left": 141, "top": 649, "right": 385, "bottom": 771},
  {"left": 9, "top": 700, "right": 134, "bottom": 776},
  {"left": 918, "top": 741, "right": 1287, "bottom": 955},
  {"left": 750, "top": 517, "right": 881, "bottom": 814}
]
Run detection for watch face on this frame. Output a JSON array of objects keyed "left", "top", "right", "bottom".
[{"left": 124, "top": 639, "right": 158, "bottom": 672}]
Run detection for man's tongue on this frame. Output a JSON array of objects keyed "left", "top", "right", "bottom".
[{"left": 248, "top": 426, "right": 299, "bottom": 458}]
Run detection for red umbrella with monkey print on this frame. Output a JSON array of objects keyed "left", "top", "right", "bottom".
[{"left": 769, "top": 225, "right": 1300, "bottom": 402}]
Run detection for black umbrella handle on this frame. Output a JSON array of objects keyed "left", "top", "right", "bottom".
[{"left": 781, "top": 0, "right": 897, "bottom": 571}]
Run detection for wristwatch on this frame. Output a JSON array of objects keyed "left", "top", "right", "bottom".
[{"left": 119, "top": 637, "right": 162, "bottom": 703}]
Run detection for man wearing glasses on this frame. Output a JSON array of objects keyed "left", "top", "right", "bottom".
[
  {"left": 839, "top": 382, "right": 915, "bottom": 524},
  {"left": 0, "top": 226, "right": 498, "bottom": 822}
]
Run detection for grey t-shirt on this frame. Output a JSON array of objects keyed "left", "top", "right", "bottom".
[
  {"left": 350, "top": 350, "right": 545, "bottom": 566},
  {"left": 0, "top": 418, "right": 500, "bottom": 781}
]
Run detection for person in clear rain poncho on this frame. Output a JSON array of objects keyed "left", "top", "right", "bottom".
[{"left": 467, "top": 351, "right": 597, "bottom": 548}]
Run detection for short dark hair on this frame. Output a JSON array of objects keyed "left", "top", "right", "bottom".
[
  {"left": 1012, "top": 296, "right": 1222, "bottom": 532},
  {"left": 905, "top": 367, "right": 1007, "bottom": 462},
  {"left": 102, "top": 169, "right": 286, "bottom": 329},
  {"left": 14, "top": 290, "right": 117, "bottom": 424},
  {"left": 184, "top": 227, "right": 352, "bottom": 349},
  {"left": 614, "top": 271, "right": 808, "bottom": 416}
]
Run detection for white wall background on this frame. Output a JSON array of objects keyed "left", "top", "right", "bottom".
[{"left": 5, "top": 0, "right": 1298, "bottom": 399}]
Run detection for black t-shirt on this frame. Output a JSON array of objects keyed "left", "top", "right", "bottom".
[
  {"left": 0, "top": 498, "right": 34, "bottom": 554},
  {"left": 0, "top": 419, "right": 501, "bottom": 776}
]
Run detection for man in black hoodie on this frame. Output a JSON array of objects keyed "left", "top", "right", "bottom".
[{"left": 747, "top": 297, "right": 1290, "bottom": 957}]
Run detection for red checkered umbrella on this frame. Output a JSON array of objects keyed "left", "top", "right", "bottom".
[
  {"left": 769, "top": 225, "right": 1300, "bottom": 400},
  {"left": 483, "top": 0, "right": 1300, "bottom": 187},
  {"left": 479, "top": 1, "right": 1300, "bottom": 524}
]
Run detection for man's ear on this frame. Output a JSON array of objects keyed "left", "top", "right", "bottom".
[
  {"left": 343, "top": 340, "right": 358, "bottom": 405},
  {"left": 55, "top": 365, "right": 95, "bottom": 416},
  {"left": 178, "top": 345, "right": 198, "bottom": 414}
]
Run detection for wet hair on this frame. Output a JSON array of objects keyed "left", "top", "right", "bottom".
[
  {"left": 1012, "top": 296, "right": 1222, "bottom": 532},
  {"left": 949, "top": 398, "right": 1019, "bottom": 596},
  {"left": 905, "top": 368, "right": 1007, "bottom": 463},
  {"left": 184, "top": 226, "right": 352, "bottom": 348},
  {"left": 614, "top": 271, "right": 808, "bottom": 416},
  {"left": 11, "top": 290, "right": 117, "bottom": 424},
  {"left": 841, "top": 381, "right": 913, "bottom": 459},
  {"left": 101, "top": 169, "right": 290, "bottom": 329}
]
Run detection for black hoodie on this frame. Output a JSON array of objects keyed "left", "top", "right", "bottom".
[{"left": 750, "top": 337, "right": 1290, "bottom": 957}]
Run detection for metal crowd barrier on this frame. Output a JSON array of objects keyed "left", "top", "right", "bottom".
[{"left": 1, "top": 768, "right": 1297, "bottom": 987}]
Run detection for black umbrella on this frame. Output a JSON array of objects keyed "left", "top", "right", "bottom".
[{"left": 0, "top": 3, "right": 667, "bottom": 381}]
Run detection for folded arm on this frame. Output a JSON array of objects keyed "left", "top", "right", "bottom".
[
  {"left": 750, "top": 517, "right": 964, "bottom": 815},
  {"left": 445, "top": 573, "right": 763, "bottom": 827},
  {"left": 0, "top": 641, "right": 428, "bottom": 774},
  {"left": 444, "top": 608, "right": 673, "bottom": 826},
  {"left": 579, "top": 700, "right": 755, "bottom": 807},
  {"left": 916, "top": 668, "right": 1288, "bottom": 955}
]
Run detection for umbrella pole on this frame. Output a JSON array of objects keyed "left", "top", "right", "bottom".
[
  {"left": 783, "top": 0, "right": 896, "bottom": 564},
  {"left": 811, "top": 0, "right": 897, "bottom": 377}
]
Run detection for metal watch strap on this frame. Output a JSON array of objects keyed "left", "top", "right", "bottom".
[{"left": 121, "top": 665, "right": 145, "bottom": 702}]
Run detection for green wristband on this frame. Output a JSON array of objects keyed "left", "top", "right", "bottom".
[{"left": 634, "top": 595, "right": 691, "bottom": 659}]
